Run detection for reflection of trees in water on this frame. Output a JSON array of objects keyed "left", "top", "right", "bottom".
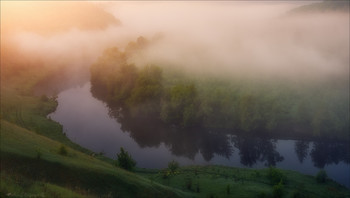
[
  {"left": 199, "top": 132, "right": 232, "bottom": 161},
  {"left": 295, "top": 140, "right": 310, "bottom": 163},
  {"left": 103, "top": 99, "right": 233, "bottom": 161},
  {"left": 92, "top": 83, "right": 234, "bottom": 161},
  {"left": 310, "top": 141, "right": 350, "bottom": 168},
  {"left": 91, "top": 84, "right": 349, "bottom": 167},
  {"left": 232, "top": 136, "right": 284, "bottom": 167}
]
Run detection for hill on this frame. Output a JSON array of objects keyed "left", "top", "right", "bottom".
[{"left": 290, "top": 0, "right": 349, "bottom": 14}]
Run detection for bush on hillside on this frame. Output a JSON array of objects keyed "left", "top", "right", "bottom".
[
  {"left": 168, "top": 160, "right": 179, "bottom": 174},
  {"left": 58, "top": 145, "right": 68, "bottom": 156},
  {"left": 267, "top": 166, "right": 286, "bottom": 185},
  {"left": 316, "top": 169, "right": 327, "bottom": 183},
  {"left": 116, "top": 147, "right": 136, "bottom": 171}
]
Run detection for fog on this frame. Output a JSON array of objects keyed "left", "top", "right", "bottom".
[
  {"left": 2, "top": 1, "right": 349, "bottom": 82},
  {"left": 110, "top": 1, "right": 349, "bottom": 81}
]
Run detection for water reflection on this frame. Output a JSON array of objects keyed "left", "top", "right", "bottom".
[
  {"left": 50, "top": 83, "right": 350, "bottom": 187},
  {"left": 295, "top": 140, "right": 310, "bottom": 163},
  {"left": 109, "top": 108, "right": 233, "bottom": 161},
  {"left": 311, "top": 141, "right": 350, "bottom": 168},
  {"left": 232, "top": 136, "right": 284, "bottom": 167},
  {"left": 91, "top": 82, "right": 349, "bottom": 169}
]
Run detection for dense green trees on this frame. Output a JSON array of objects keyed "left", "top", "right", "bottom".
[
  {"left": 128, "top": 65, "right": 163, "bottom": 115},
  {"left": 160, "top": 83, "right": 200, "bottom": 127},
  {"left": 90, "top": 45, "right": 349, "bottom": 139}
]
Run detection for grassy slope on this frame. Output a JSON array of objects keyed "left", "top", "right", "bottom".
[
  {"left": 137, "top": 166, "right": 350, "bottom": 198},
  {"left": 0, "top": 120, "right": 188, "bottom": 198}
]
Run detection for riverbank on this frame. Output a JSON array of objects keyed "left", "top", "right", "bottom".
[
  {"left": 2, "top": 118, "right": 349, "bottom": 197},
  {"left": 1, "top": 68, "right": 349, "bottom": 197}
]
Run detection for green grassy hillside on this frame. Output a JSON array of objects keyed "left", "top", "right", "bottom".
[
  {"left": 2, "top": 119, "right": 349, "bottom": 198},
  {"left": 138, "top": 166, "right": 350, "bottom": 198},
  {"left": 0, "top": 120, "right": 188, "bottom": 198}
]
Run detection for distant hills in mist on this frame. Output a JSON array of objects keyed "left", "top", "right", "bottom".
[{"left": 290, "top": 0, "right": 349, "bottom": 14}]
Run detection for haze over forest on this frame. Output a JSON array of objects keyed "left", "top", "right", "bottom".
[
  {"left": 1, "top": 1, "right": 350, "bottom": 197},
  {"left": 2, "top": 1, "right": 349, "bottom": 83}
]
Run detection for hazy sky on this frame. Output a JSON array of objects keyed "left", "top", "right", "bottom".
[{"left": 2, "top": 1, "right": 349, "bottom": 82}]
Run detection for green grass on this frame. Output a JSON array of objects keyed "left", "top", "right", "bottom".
[
  {"left": 0, "top": 85, "right": 113, "bottom": 163},
  {"left": 1, "top": 120, "right": 188, "bottom": 198},
  {"left": 137, "top": 166, "right": 350, "bottom": 198},
  {"left": 1, "top": 171, "right": 88, "bottom": 198}
]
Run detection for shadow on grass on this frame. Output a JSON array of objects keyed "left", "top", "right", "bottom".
[{"left": 1, "top": 152, "right": 180, "bottom": 198}]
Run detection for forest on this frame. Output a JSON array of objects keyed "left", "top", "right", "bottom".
[{"left": 90, "top": 37, "right": 349, "bottom": 140}]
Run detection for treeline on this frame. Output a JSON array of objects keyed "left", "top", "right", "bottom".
[
  {"left": 90, "top": 45, "right": 200, "bottom": 127},
  {"left": 90, "top": 39, "right": 348, "bottom": 140},
  {"left": 290, "top": 0, "right": 349, "bottom": 14}
]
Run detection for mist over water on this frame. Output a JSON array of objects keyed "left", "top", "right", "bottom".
[{"left": 2, "top": 0, "right": 349, "bottom": 191}]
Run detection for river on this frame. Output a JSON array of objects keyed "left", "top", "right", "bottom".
[{"left": 49, "top": 82, "right": 350, "bottom": 188}]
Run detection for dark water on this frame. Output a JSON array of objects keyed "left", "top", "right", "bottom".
[{"left": 49, "top": 83, "right": 350, "bottom": 188}]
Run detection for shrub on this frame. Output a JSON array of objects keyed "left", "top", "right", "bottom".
[
  {"left": 58, "top": 145, "right": 68, "bottom": 156},
  {"left": 272, "top": 181, "right": 284, "bottom": 198},
  {"left": 316, "top": 169, "right": 327, "bottom": 183},
  {"left": 168, "top": 160, "right": 179, "bottom": 173},
  {"left": 267, "top": 166, "right": 286, "bottom": 185},
  {"left": 162, "top": 170, "right": 170, "bottom": 179},
  {"left": 116, "top": 147, "right": 136, "bottom": 171}
]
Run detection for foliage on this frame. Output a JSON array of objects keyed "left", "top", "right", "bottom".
[
  {"left": 40, "top": 95, "right": 49, "bottom": 102},
  {"left": 316, "top": 169, "right": 327, "bottom": 183},
  {"left": 272, "top": 180, "right": 284, "bottom": 198},
  {"left": 90, "top": 45, "right": 349, "bottom": 139},
  {"left": 116, "top": 147, "right": 136, "bottom": 171},
  {"left": 58, "top": 145, "right": 68, "bottom": 156},
  {"left": 161, "top": 83, "right": 200, "bottom": 127},
  {"left": 129, "top": 65, "right": 163, "bottom": 104},
  {"left": 128, "top": 65, "right": 163, "bottom": 115},
  {"left": 168, "top": 160, "right": 180, "bottom": 174},
  {"left": 267, "top": 166, "right": 286, "bottom": 185}
]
